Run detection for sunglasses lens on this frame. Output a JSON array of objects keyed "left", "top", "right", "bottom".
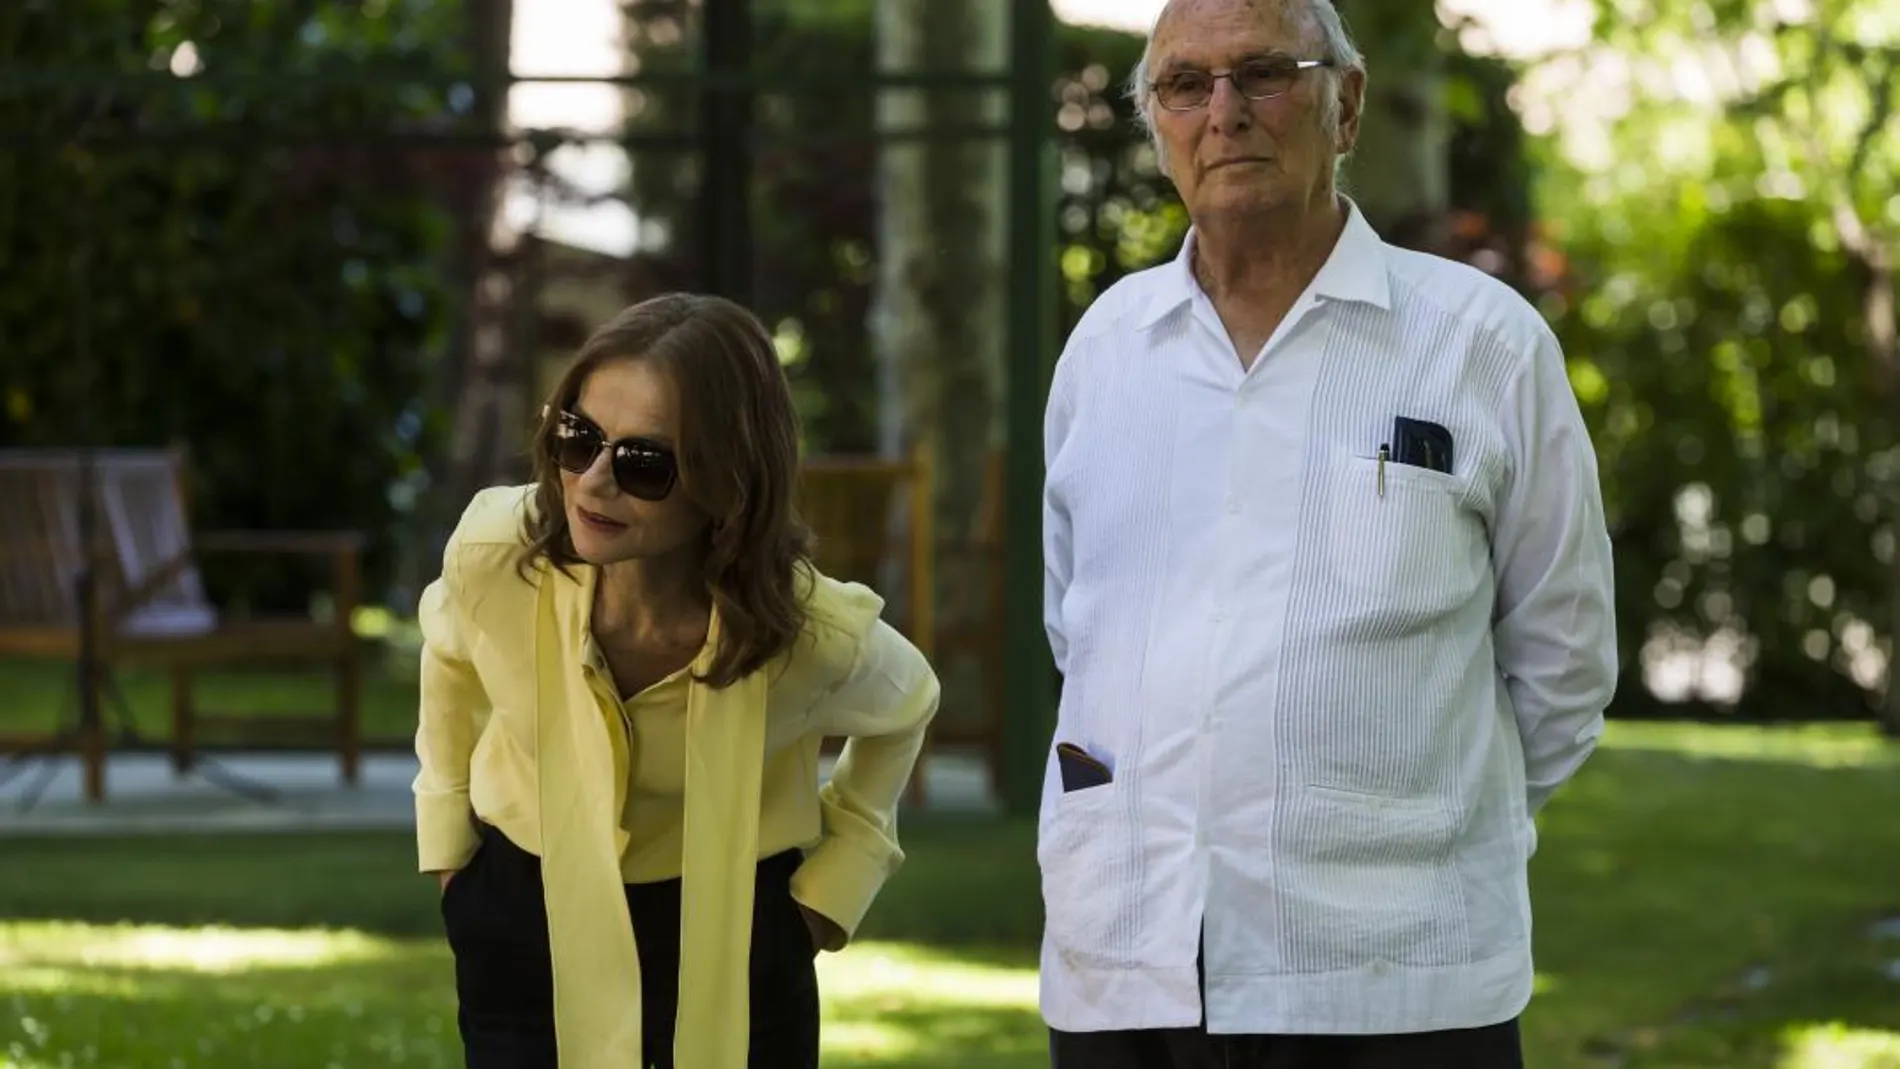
[
  {"left": 612, "top": 445, "right": 676, "bottom": 501},
  {"left": 552, "top": 421, "right": 602, "bottom": 474}
]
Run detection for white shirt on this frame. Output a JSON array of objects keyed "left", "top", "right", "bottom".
[{"left": 1037, "top": 201, "right": 1618, "bottom": 1036}]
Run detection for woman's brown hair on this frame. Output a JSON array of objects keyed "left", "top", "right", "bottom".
[{"left": 518, "top": 292, "right": 813, "bottom": 688}]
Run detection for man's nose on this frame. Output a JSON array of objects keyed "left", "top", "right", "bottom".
[{"left": 1207, "top": 75, "right": 1252, "bottom": 136}]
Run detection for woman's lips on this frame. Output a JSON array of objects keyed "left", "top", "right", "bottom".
[{"left": 577, "top": 507, "right": 627, "bottom": 533}]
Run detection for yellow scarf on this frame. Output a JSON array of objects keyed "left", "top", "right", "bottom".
[{"left": 533, "top": 564, "right": 769, "bottom": 1069}]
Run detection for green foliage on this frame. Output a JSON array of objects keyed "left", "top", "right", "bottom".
[
  {"left": 0, "top": 0, "right": 475, "bottom": 610},
  {"left": 1545, "top": 0, "right": 1900, "bottom": 719}
]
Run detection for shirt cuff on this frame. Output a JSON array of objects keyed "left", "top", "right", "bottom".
[
  {"left": 789, "top": 834, "right": 899, "bottom": 948},
  {"left": 416, "top": 790, "right": 480, "bottom": 873}
]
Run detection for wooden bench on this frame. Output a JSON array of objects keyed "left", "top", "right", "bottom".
[
  {"left": 930, "top": 449, "right": 1005, "bottom": 794},
  {"left": 0, "top": 448, "right": 365, "bottom": 801},
  {"left": 798, "top": 450, "right": 935, "bottom": 804}
]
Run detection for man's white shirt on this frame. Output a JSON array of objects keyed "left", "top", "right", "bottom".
[{"left": 1038, "top": 201, "right": 1618, "bottom": 1036}]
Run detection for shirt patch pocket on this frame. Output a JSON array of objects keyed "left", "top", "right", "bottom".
[
  {"left": 1037, "top": 781, "right": 1142, "bottom": 969},
  {"left": 1322, "top": 454, "right": 1485, "bottom": 619},
  {"left": 1273, "top": 786, "right": 1466, "bottom": 970}
]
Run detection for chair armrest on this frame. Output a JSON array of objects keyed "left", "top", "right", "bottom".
[
  {"left": 193, "top": 530, "right": 366, "bottom": 556},
  {"left": 192, "top": 530, "right": 365, "bottom": 627}
]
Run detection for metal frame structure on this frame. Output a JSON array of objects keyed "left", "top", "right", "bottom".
[{"left": 2, "top": 0, "right": 1061, "bottom": 816}]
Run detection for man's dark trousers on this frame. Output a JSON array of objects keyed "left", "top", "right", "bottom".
[
  {"left": 1047, "top": 944, "right": 1524, "bottom": 1069},
  {"left": 1049, "top": 1017, "right": 1524, "bottom": 1069}
]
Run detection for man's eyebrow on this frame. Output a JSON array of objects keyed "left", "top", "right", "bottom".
[{"left": 1155, "top": 50, "right": 1291, "bottom": 74}]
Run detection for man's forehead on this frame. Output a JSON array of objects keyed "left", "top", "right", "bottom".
[{"left": 1151, "top": 0, "right": 1310, "bottom": 65}]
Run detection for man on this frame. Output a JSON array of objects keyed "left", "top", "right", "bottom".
[{"left": 1036, "top": 1, "right": 1617, "bottom": 1067}]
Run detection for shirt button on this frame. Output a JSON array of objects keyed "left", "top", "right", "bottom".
[{"left": 1226, "top": 497, "right": 1241, "bottom": 514}]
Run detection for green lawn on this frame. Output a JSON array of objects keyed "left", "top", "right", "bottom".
[
  {"left": 2, "top": 721, "right": 1899, "bottom": 1068},
  {"left": 0, "top": 653, "right": 423, "bottom": 748}
]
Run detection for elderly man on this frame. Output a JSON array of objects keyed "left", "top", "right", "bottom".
[{"left": 1035, "top": 1, "right": 1617, "bottom": 1067}]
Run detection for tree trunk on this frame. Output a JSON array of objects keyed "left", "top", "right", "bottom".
[
  {"left": 1864, "top": 250, "right": 1900, "bottom": 737},
  {"left": 400, "top": 0, "right": 516, "bottom": 609},
  {"left": 871, "top": 0, "right": 1009, "bottom": 727},
  {"left": 1336, "top": 3, "right": 1447, "bottom": 251}
]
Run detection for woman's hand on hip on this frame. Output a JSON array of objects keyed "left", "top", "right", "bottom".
[{"left": 798, "top": 903, "right": 843, "bottom": 954}]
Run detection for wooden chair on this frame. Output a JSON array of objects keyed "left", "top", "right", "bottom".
[
  {"left": 797, "top": 449, "right": 934, "bottom": 804},
  {"left": 930, "top": 449, "right": 1006, "bottom": 795},
  {"left": 0, "top": 447, "right": 364, "bottom": 801}
]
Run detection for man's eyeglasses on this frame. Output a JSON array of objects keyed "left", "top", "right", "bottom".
[
  {"left": 1150, "top": 57, "right": 1334, "bottom": 112},
  {"left": 550, "top": 410, "right": 679, "bottom": 502}
]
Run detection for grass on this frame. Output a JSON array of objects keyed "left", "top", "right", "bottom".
[
  {"left": 0, "top": 720, "right": 1898, "bottom": 1067},
  {"left": 0, "top": 654, "right": 423, "bottom": 748}
]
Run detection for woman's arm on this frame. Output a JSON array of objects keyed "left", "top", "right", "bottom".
[
  {"left": 413, "top": 540, "right": 492, "bottom": 879},
  {"left": 789, "top": 618, "right": 941, "bottom": 950}
]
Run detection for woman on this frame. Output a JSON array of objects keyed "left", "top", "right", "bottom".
[{"left": 412, "top": 293, "right": 941, "bottom": 1069}]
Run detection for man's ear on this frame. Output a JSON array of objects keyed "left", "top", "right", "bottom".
[{"left": 1335, "top": 66, "right": 1367, "bottom": 155}]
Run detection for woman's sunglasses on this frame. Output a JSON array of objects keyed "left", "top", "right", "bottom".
[{"left": 550, "top": 410, "right": 679, "bottom": 502}]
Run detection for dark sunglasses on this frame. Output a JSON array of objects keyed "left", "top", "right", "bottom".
[{"left": 550, "top": 410, "right": 679, "bottom": 502}]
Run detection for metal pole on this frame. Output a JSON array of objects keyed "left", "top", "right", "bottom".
[
  {"left": 1000, "top": 0, "right": 1056, "bottom": 818},
  {"left": 73, "top": 227, "right": 106, "bottom": 804},
  {"left": 698, "top": 0, "right": 754, "bottom": 304}
]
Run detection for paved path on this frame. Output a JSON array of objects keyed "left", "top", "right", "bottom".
[{"left": 0, "top": 749, "right": 1000, "bottom": 837}]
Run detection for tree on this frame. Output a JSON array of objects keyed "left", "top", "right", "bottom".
[
  {"left": 870, "top": 0, "right": 1010, "bottom": 707},
  {"left": 0, "top": 0, "right": 479, "bottom": 610},
  {"left": 1543, "top": 0, "right": 1899, "bottom": 725}
]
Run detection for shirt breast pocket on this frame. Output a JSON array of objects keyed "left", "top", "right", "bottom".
[{"left": 1322, "top": 455, "right": 1486, "bottom": 619}]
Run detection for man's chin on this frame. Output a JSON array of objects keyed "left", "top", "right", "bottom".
[{"left": 1193, "top": 188, "right": 1287, "bottom": 220}]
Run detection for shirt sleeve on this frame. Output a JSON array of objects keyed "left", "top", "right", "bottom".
[
  {"left": 412, "top": 534, "right": 491, "bottom": 873},
  {"left": 1043, "top": 347, "right": 1081, "bottom": 677},
  {"left": 789, "top": 619, "right": 941, "bottom": 946},
  {"left": 1491, "top": 325, "right": 1620, "bottom": 817}
]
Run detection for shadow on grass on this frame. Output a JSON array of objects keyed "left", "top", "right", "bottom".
[
  {"left": 1521, "top": 723, "right": 1900, "bottom": 1068},
  {"left": 0, "top": 832, "right": 442, "bottom": 936},
  {"left": 0, "top": 815, "right": 1046, "bottom": 946}
]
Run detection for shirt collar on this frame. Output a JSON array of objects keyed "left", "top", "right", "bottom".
[{"left": 1137, "top": 196, "right": 1392, "bottom": 330}]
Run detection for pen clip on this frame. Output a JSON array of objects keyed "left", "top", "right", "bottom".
[{"left": 1377, "top": 444, "right": 1388, "bottom": 499}]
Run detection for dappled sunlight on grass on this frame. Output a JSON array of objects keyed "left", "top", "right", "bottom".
[
  {"left": 1599, "top": 720, "right": 1899, "bottom": 768},
  {"left": 0, "top": 922, "right": 458, "bottom": 1069},
  {"left": 818, "top": 941, "right": 1044, "bottom": 1068},
  {"left": 1778, "top": 1022, "right": 1900, "bottom": 1068},
  {"left": 0, "top": 922, "right": 401, "bottom": 974},
  {"left": 820, "top": 940, "right": 1040, "bottom": 1007},
  {"left": 0, "top": 922, "right": 1049, "bottom": 1069}
]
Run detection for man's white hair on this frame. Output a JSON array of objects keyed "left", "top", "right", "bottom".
[{"left": 1127, "top": 0, "right": 1365, "bottom": 173}]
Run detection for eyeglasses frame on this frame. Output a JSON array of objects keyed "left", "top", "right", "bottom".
[{"left": 1149, "top": 57, "right": 1335, "bottom": 112}]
